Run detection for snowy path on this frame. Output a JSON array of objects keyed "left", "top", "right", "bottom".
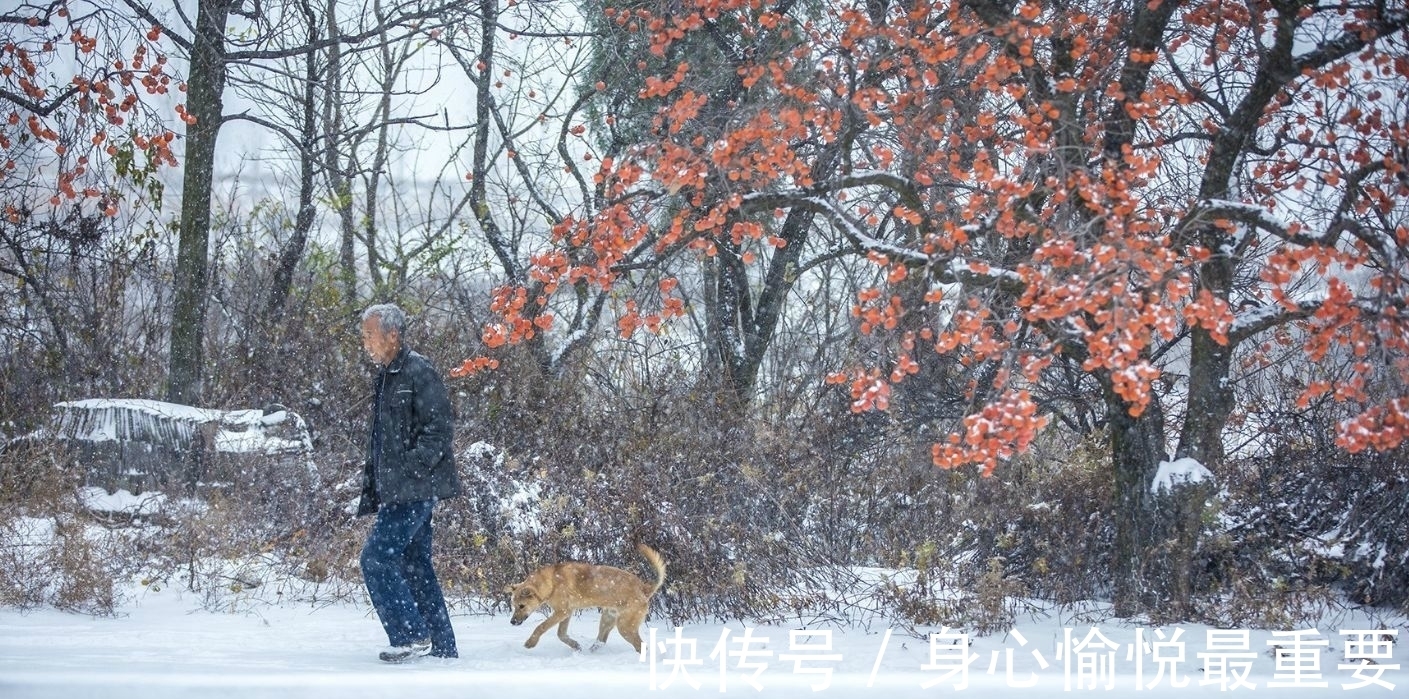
[{"left": 1, "top": 587, "right": 1404, "bottom": 698}]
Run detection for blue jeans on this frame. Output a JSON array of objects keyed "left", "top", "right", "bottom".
[{"left": 360, "top": 500, "right": 457, "bottom": 656}]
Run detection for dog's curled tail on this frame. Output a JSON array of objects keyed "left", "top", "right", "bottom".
[{"left": 637, "top": 543, "right": 666, "bottom": 594}]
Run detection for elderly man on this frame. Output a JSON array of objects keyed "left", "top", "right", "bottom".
[{"left": 356, "top": 303, "right": 460, "bottom": 662}]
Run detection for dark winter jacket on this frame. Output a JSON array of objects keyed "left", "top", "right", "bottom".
[{"left": 356, "top": 345, "right": 460, "bottom": 516}]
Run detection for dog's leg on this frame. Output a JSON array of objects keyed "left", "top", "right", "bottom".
[
  {"left": 555, "top": 616, "right": 581, "bottom": 651},
  {"left": 591, "top": 609, "right": 619, "bottom": 651},
  {"left": 616, "top": 606, "right": 648, "bottom": 654},
  {"left": 526, "top": 610, "right": 570, "bottom": 649}
]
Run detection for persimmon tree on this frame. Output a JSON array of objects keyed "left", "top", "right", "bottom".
[
  {"left": 435, "top": 0, "right": 630, "bottom": 376},
  {"left": 1, "top": 1, "right": 182, "bottom": 379},
  {"left": 480, "top": 0, "right": 1408, "bottom": 617},
  {"left": 582, "top": 0, "right": 846, "bottom": 405},
  {"left": 1, "top": 1, "right": 179, "bottom": 223}
]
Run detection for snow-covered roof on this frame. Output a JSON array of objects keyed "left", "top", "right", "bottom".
[{"left": 50, "top": 398, "right": 311, "bottom": 455}]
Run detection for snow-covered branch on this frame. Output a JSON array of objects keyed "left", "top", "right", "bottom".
[
  {"left": 1228, "top": 299, "right": 1321, "bottom": 345},
  {"left": 1188, "top": 199, "right": 1307, "bottom": 246}
]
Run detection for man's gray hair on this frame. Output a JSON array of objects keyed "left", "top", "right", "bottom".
[{"left": 361, "top": 303, "right": 409, "bottom": 335}]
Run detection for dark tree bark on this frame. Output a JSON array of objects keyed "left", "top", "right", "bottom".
[
  {"left": 265, "top": 6, "right": 321, "bottom": 319},
  {"left": 168, "top": 0, "right": 237, "bottom": 405}
]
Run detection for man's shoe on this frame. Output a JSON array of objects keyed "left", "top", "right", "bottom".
[{"left": 379, "top": 638, "right": 433, "bottom": 663}]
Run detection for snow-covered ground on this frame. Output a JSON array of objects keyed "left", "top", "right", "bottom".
[{"left": 1, "top": 583, "right": 1404, "bottom": 698}]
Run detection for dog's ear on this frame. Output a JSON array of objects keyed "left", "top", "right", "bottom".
[{"left": 503, "top": 583, "right": 520, "bottom": 595}]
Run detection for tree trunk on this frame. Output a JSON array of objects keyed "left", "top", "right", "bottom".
[
  {"left": 703, "top": 180, "right": 830, "bottom": 407},
  {"left": 1107, "top": 373, "right": 1216, "bottom": 621},
  {"left": 702, "top": 244, "right": 753, "bottom": 405},
  {"left": 266, "top": 16, "right": 321, "bottom": 319},
  {"left": 1107, "top": 382, "right": 1169, "bottom": 617},
  {"left": 319, "top": 1, "right": 358, "bottom": 308},
  {"left": 168, "top": 0, "right": 235, "bottom": 405}
]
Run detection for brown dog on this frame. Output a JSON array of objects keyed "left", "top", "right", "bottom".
[{"left": 506, "top": 543, "right": 666, "bottom": 653}]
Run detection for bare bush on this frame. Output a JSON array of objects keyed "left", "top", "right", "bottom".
[{"left": 0, "top": 443, "right": 129, "bottom": 615}]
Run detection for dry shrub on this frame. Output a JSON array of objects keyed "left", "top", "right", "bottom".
[
  {"left": 0, "top": 442, "right": 127, "bottom": 615},
  {"left": 435, "top": 351, "right": 1120, "bottom": 629},
  {"left": 1201, "top": 446, "right": 1409, "bottom": 624},
  {"left": 431, "top": 353, "right": 891, "bottom": 622},
  {"left": 0, "top": 436, "right": 368, "bottom": 614},
  {"left": 130, "top": 454, "right": 369, "bottom": 611},
  {"left": 867, "top": 431, "right": 1114, "bottom": 631}
]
